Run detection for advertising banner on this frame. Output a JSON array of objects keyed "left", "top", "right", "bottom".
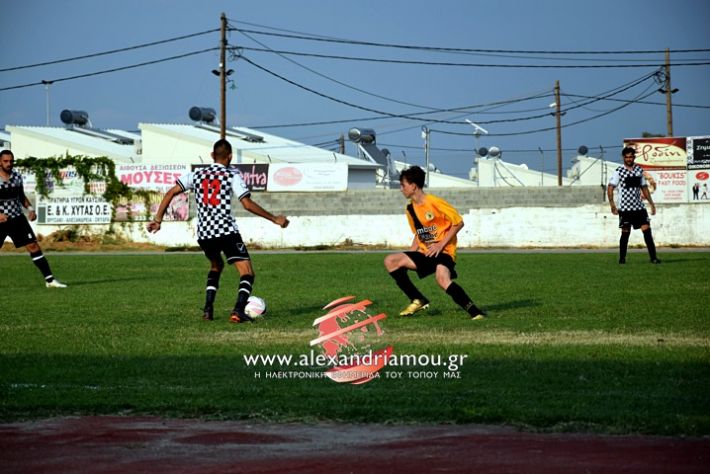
[
  {"left": 624, "top": 137, "right": 688, "bottom": 203},
  {"left": 114, "top": 163, "right": 190, "bottom": 222},
  {"left": 687, "top": 136, "right": 710, "bottom": 202},
  {"left": 624, "top": 137, "right": 687, "bottom": 169},
  {"left": 267, "top": 163, "right": 348, "bottom": 192},
  {"left": 33, "top": 167, "right": 112, "bottom": 224},
  {"left": 191, "top": 163, "right": 269, "bottom": 192},
  {"left": 39, "top": 195, "right": 112, "bottom": 224}
]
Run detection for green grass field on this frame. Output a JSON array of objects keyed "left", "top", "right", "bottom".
[{"left": 1, "top": 251, "right": 708, "bottom": 435}]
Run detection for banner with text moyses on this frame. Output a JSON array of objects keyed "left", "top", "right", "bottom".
[
  {"left": 687, "top": 136, "right": 710, "bottom": 203},
  {"left": 266, "top": 163, "right": 348, "bottom": 192},
  {"left": 114, "top": 164, "right": 190, "bottom": 221},
  {"left": 623, "top": 137, "right": 687, "bottom": 203}
]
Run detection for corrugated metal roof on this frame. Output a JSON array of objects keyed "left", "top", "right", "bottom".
[
  {"left": 5, "top": 125, "right": 140, "bottom": 162},
  {"left": 140, "top": 123, "right": 379, "bottom": 169}
]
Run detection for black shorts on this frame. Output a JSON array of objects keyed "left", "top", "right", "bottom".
[
  {"left": 197, "top": 233, "right": 250, "bottom": 264},
  {"left": 404, "top": 251, "right": 458, "bottom": 279},
  {"left": 618, "top": 210, "right": 650, "bottom": 230},
  {"left": 0, "top": 215, "right": 37, "bottom": 248}
]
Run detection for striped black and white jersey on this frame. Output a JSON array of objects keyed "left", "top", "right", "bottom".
[
  {"left": 608, "top": 164, "right": 647, "bottom": 212},
  {"left": 177, "top": 164, "right": 250, "bottom": 240},
  {"left": 0, "top": 170, "right": 25, "bottom": 219}
]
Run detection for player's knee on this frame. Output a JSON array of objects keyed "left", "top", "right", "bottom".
[
  {"left": 384, "top": 254, "right": 399, "bottom": 271},
  {"left": 25, "top": 242, "right": 40, "bottom": 253},
  {"left": 435, "top": 273, "right": 450, "bottom": 289}
]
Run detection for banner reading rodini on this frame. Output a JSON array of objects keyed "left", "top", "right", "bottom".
[{"left": 623, "top": 137, "right": 687, "bottom": 203}]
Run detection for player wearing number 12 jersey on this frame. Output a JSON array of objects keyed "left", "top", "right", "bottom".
[{"left": 148, "top": 139, "right": 289, "bottom": 323}]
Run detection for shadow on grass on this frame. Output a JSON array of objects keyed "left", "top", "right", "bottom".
[
  {"left": 1, "top": 353, "right": 707, "bottom": 435},
  {"left": 485, "top": 299, "right": 540, "bottom": 312},
  {"left": 67, "top": 276, "right": 157, "bottom": 286}
]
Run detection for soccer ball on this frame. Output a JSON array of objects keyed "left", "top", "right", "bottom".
[{"left": 245, "top": 296, "right": 267, "bottom": 318}]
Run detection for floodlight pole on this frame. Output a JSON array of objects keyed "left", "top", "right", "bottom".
[{"left": 219, "top": 13, "right": 227, "bottom": 139}]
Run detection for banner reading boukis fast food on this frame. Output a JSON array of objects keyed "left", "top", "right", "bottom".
[
  {"left": 623, "top": 137, "right": 687, "bottom": 203},
  {"left": 687, "top": 136, "right": 710, "bottom": 203}
]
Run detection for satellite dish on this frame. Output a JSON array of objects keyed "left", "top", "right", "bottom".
[
  {"left": 60, "top": 109, "right": 89, "bottom": 126},
  {"left": 478, "top": 147, "right": 488, "bottom": 157},
  {"left": 578, "top": 145, "right": 589, "bottom": 155},
  {"left": 488, "top": 146, "right": 501, "bottom": 158},
  {"left": 189, "top": 106, "right": 216, "bottom": 123}
]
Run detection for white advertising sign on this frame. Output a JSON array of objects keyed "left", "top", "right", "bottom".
[{"left": 266, "top": 163, "right": 348, "bottom": 192}]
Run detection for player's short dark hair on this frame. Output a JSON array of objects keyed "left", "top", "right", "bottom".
[
  {"left": 400, "top": 166, "right": 426, "bottom": 188},
  {"left": 213, "top": 139, "right": 232, "bottom": 159},
  {"left": 621, "top": 146, "right": 636, "bottom": 157},
  {"left": 0, "top": 149, "right": 14, "bottom": 158}
]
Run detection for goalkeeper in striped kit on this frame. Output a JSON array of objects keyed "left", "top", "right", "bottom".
[
  {"left": 148, "top": 139, "right": 289, "bottom": 323},
  {"left": 384, "top": 166, "right": 486, "bottom": 320}
]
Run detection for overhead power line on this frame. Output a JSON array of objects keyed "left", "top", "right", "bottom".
[
  {"left": 430, "top": 88, "right": 658, "bottom": 137},
  {"left": 240, "top": 55, "right": 562, "bottom": 125},
  {"left": 230, "top": 26, "right": 710, "bottom": 56},
  {"left": 562, "top": 93, "right": 710, "bottom": 109},
  {"left": 0, "top": 48, "right": 218, "bottom": 92},
  {"left": 0, "top": 28, "right": 219, "bottom": 73},
  {"left": 234, "top": 45, "right": 710, "bottom": 69},
  {"left": 239, "top": 54, "right": 658, "bottom": 127}
]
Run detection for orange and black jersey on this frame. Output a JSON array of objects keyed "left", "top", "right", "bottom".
[{"left": 405, "top": 194, "right": 463, "bottom": 261}]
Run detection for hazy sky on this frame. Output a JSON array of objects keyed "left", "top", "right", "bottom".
[{"left": 3, "top": 0, "right": 709, "bottom": 178}]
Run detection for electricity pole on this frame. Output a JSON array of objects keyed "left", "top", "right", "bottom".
[
  {"left": 219, "top": 13, "right": 227, "bottom": 139},
  {"left": 422, "top": 126, "right": 430, "bottom": 188},
  {"left": 664, "top": 48, "right": 674, "bottom": 136},
  {"left": 554, "top": 80, "right": 562, "bottom": 186}
]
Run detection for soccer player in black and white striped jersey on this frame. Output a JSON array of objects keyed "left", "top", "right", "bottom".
[
  {"left": 607, "top": 147, "right": 660, "bottom": 265},
  {"left": 0, "top": 150, "right": 67, "bottom": 287},
  {"left": 148, "top": 139, "right": 289, "bottom": 322}
]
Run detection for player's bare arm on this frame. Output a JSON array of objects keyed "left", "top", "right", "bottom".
[
  {"left": 607, "top": 185, "right": 618, "bottom": 215},
  {"left": 22, "top": 195, "right": 36, "bottom": 221},
  {"left": 147, "top": 184, "right": 184, "bottom": 233},
  {"left": 240, "top": 196, "right": 290, "bottom": 228},
  {"left": 425, "top": 222, "right": 463, "bottom": 257},
  {"left": 641, "top": 186, "right": 656, "bottom": 215}
]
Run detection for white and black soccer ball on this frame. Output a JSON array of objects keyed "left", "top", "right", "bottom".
[{"left": 245, "top": 296, "right": 267, "bottom": 318}]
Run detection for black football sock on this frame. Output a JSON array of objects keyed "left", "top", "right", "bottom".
[
  {"left": 30, "top": 250, "right": 54, "bottom": 282},
  {"left": 619, "top": 232, "right": 630, "bottom": 262},
  {"left": 446, "top": 282, "right": 483, "bottom": 316},
  {"left": 204, "top": 270, "right": 221, "bottom": 309},
  {"left": 234, "top": 274, "right": 254, "bottom": 312},
  {"left": 643, "top": 228, "right": 658, "bottom": 260},
  {"left": 389, "top": 268, "right": 427, "bottom": 303}
]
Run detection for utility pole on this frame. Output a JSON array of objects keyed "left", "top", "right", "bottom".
[
  {"left": 664, "top": 48, "right": 674, "bottom": 136},
  {"left": 554, "top": 80, "right": 562, "bottom": 186},
  {"left": 219, "top": 12, "right": 227, "bottom": 139},
  {"left": 41, "top": 80, "right": 54, "bottom": 126},
  {"left": 422, "top": 126, "right": 430, "bottom": 188},
  {"left": 338, "top": 134, "right": 345, "bottom": 154}
]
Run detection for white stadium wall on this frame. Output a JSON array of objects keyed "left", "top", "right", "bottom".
[{"left": 116, "top": 203, "right": 708, "bottom": 248}]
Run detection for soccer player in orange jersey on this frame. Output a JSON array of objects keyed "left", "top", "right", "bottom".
[{"left": 384, "top": 166, "right": 485, "bottom": 320}]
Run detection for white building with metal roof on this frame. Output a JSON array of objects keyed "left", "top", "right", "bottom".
[
  {"left": 138, "top": 122, "right": 379, "bottom": 188},
  {"left": 5, "top": 125, "right": 141, "bottom": 163}
]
